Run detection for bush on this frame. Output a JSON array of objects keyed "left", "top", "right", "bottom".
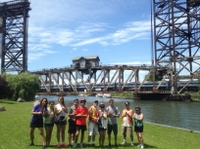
[
  {"left": 2, "top": 73, "right": 40, "bottom": 101},
  {"left": 0, "top": 75, "right": 14, "bottom": 99}
]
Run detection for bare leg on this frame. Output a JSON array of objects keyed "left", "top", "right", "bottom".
[
  {"left": 68, "top": 133, "right": 71, "bottom": 145},
  {"left": 74, "top": 130, "right": 79, "bottom": 144},
  {"left": 29, "top": 127, "right": 35, "bottom": 144},
  {"left": 114, "top": 134, "right": 117, "bottom": 145},
  {"left": 56, "top": 124, "right": 61, "bottom": 143},
  {"left": 80, "top": 130, "right": 85, "bottom": 143},
  {"left": 102, "top": 130, "right": 106, "bottom": 146},
  {"left": 45, "top": 127, "right": 50, "bottom": 145},
  {"left": 108, "top": 134, "right": 111, "bottom": 144},
  {"left": 92, "top": 135, "right": 95, "bottom": 142},
  {"left": 138, "top": 132, "right": 144, "bottom": 145},
  {"left": 49, "top": 126, "right": 53, "bottom": 145},
  {"left": 88, "top": 135, "right": 91, "bottom": 143},
  {"left": 99, "top": 131, "right": 102, "bottom": 146},
  {"left": 61, "top": 125, "right": 66, "bottom": 143},
  {"left": 38, "top": 127, "right": 46, "bottom": 145},
  {"left": 130, "top": 133, "right": 134, "bottom": 142}
]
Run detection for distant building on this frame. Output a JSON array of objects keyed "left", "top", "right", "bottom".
[{"left": 72, "top": 56, "right": 100, "bottom": 68}]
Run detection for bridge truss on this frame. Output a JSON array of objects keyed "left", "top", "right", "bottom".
[
  {"left": 31, "top": 65, "right": 172, "bottom": 94},
  {"left": 0, "top": 0, "right": 31, "bottom": 73},
  {"left": 154, "top": 0, "right": 200, "bottom": 94}
]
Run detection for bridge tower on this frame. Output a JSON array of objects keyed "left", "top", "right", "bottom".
[
  {"left": 0, "top": 0, "right": 31, "bottom": 74},
  {"left": 153, "top": 0, "right": 200, "bottom": 94}
]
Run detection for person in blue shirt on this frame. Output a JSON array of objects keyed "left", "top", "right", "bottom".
[{"left": 29, "top": 98, "right": 48, "bottom": 149}]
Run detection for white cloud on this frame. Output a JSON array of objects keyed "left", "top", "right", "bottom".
[{"left": 71, "top": 20, "right": 151, "bottom": 46}]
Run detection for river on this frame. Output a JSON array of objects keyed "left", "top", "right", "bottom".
[{"left": 36, "top": 95, "right": 200, "bottom": 132}]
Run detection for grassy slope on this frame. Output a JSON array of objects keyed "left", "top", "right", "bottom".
[{"left": 0, "top": 100, "right": 200, "bottom": 149}]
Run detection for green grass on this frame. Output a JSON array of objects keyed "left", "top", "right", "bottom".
[
  {"left": 0, "top": 100, "right": 200, "bottom": 149},
  {"left": 111, "top": 92, "right": 133, "bottom": 99},
  {"left": 191, "top": 93, "right": 200, "bottom": 101}
]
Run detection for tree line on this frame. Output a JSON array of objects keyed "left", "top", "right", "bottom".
[{"left": 0, "top": 73, "right": 40, "bottom": 101}]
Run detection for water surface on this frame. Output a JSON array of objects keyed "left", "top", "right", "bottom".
[{"left": 36, "top": 95, "right": 200, "bottom": 132}]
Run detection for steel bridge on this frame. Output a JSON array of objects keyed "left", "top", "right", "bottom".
[
  {"left": 0, "top": 0, "right": 31, "bottom": 73},
  {"left": 31, "top": 65, "right": 168, "bottom": 93},
  {"left": 153, "top": 0, "right": 200, "bottom": 95},
  {"left": 30, "top": 64, "right": 198, "bottom": 95}
]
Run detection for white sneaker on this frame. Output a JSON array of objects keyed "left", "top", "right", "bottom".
[
  {"left": 121, "top": 141, "right": 126, "bottom": 145},
  {"left": 130, "top": 143, "right": 134, "bottom": 146},
  {"left": 141, "top": 145, "right": 144, "bottom": 149},
  {"left": 72, "top": 143, "right": 77, "bottom": 148},
  {"left": 137, "top": 144, "right": 141, "bottom": 147}
]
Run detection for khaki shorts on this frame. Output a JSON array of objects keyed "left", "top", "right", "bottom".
[
  {"left": 88, "top": 121, "right": 98, "bottom": 136},
  {"left": 122, "top": 126, "right": 133, "bottom": 135}
]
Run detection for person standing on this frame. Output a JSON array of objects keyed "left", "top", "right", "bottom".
[
  {"left": 98, "top": 103, "right": 107, "bottom": 147},
  {"left": 106, "top": 99, "right": 120, "bottom": 147},
  {"left": 44, "top": 101, "right": 55, "bottom": 146},
  {"left": 87, "top": 100, "right": 99, "bottom": 146},
  {"left": 73, "top": 98, "right": 88, "bottom": 148},
  {"left": 68, "top": 98, "right": 79, "bottom": 147},
  {"left": 54, "top": 96, "right": 68, "bottom": 148},
  {"left": 29, "top": 98, "right": 48, "bottom": 149},
  {"left": 121, "top": 101, "right": 134, "bottom": 146},
  {"left": 133, "top": 106, "right": 144, "bottom": 149}
]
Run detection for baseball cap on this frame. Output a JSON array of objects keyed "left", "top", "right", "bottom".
[
  {"left": 99, "top": 103, "right": 105, "bottom": 108},
  {"left": 80, "top": 98, "right": 86, "bottom": 103},
  {"left": 124, "top": 101, "right": 130, "bottom": 105}
]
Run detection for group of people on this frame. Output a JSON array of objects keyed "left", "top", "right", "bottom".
[{"left": 28, "top": 96, "right": 144, "bottom": 149}]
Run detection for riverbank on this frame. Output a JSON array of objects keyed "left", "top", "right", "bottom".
[
  {"left": 0, "top": 100, "right": 200, "bottom": 149},
  {"left": 191, "top": 93, "right": 200, "bottom": 102}
]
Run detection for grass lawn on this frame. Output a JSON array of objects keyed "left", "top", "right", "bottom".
[{"left": 0, "top": 100, "right": 200, "bottom": 149}]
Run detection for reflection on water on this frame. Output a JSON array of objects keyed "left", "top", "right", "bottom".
[{"left": 36, "top": 95, "right": 200, "bottom": 131}]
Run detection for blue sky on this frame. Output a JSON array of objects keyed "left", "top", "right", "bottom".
[
  {"left": 27, "top": 0, "right": 153, "bottom": 71},
  {"left": 0, "top": 0, "right": 153, "bottom": 72}
]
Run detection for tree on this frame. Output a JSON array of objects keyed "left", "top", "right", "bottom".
[
  {"left": 2, "top": 73, "right": 40, "bottom": 101},
  {"left": 0, "top": 75, "right": 14, "bottom": 99},
  {"left": 146, "top": 74, "right": 163, "bottom": 82}
]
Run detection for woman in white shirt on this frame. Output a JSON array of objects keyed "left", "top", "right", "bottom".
[{"left": 54, "top": 96, "right": 68, "bottom": 148}]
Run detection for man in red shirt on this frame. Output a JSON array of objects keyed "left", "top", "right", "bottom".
[{"left": 73, "top": 98, "right": 88, "bottom": 148}]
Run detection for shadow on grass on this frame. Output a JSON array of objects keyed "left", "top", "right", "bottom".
[
  {"left": 143, "top": 143, "right": 157, "bottom": 148},
  {"left": 117, "top": 143, "right": 157, "bottom": 149},
  {"left": 26, "top": 143, "right": 157, "bottom": 149},
  {"left": 30, "top": 144, "right": 57, "bottom": 149},
  {"left": 0, "top": 100, "right": 16, "bottom": 104},
  {"left": 74, "top": 143, "right": 158, "bottom": 149}
]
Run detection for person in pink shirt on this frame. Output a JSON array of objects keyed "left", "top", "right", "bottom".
[{"left": 73, "top": 98, "right": 88, "bottom": 148}]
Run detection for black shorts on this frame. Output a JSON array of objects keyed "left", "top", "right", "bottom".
[
  {"left": 45, "top": 123, "right": 54, "bottom": 128},
  {"left": 76, "top": 125, "right": 87, "bottom": 132},
  {"left": 98, "top": 127, "right": 107, "bottom": 132},
  {"left": 55, "top": 119, "right": 67, "bottom": 125},
  {"left": 30, "top": 121, "right": 43, "bottom": 128},
  {"left": 68, "top": 119, "right": 76, "bottom": 134},
  {"left": 134, "top": 125, "right": 143, "bottom": 132},
  {"left": 107, "top": 124, "right": 118, "bottom": 135}
]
